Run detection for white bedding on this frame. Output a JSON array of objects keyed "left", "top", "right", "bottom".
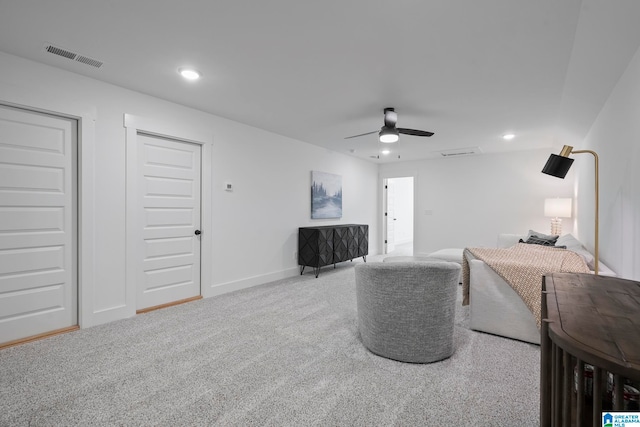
[
  {"left": 468, "top": 233, "right": 615, "bottom": 345},
  {"left": 468, "top": 256, "right": 541, "bottom": 343}
]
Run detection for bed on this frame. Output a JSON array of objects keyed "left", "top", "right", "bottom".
[{"left": 463, "top": 232, "right": 616, "bottom": 344}]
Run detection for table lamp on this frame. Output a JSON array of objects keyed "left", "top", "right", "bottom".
[{"left": 544, "top": 198, "right": 572, "bottom": 235}]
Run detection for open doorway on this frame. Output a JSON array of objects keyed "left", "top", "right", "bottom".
[{"left": 383, "top": 176, "right": 414, "bottom": 255}]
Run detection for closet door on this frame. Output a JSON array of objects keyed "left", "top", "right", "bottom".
[
  {"left": 136, "top": 134, "right": 202, "bottom": 310},
  {"left": 0, "top": 105, "right": 77, "bottom": 344}
]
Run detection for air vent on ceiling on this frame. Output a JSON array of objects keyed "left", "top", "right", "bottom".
[
  {"left": 436, "top": 147, "right": 482, "bottom": 157},
  {"left": 44, "top": 44, "right": 103, "bottom": 68}
]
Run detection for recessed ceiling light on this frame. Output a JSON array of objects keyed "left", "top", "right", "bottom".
[
  {"left": 178, "top": 67, "right": 201, "bottom": 80},
  {"left": 503, "top": 133, "right": 515, "bottom": 141}
]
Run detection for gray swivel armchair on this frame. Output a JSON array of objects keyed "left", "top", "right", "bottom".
[{"left": 355, "top": 261, "right": 461, "bottom": 363}]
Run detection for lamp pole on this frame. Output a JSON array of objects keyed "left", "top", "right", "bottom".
[
  {"left": 571, "top": 149, "right": 599, "bottom": 275},
  {"left": 541, "top": 145, "right": 600, "bottom": 275}
]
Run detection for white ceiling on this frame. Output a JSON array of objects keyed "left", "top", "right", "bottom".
[{"left": 1, "top": 0, "right": 639, "bottom": 163}]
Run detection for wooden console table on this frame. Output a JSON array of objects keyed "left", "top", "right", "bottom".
[{"left": 540, "top": 273, "right": 640, "bottom": 427}]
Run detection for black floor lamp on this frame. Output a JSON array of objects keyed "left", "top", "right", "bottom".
[{"left": 541, "top": 145, "right": 599, "bottom": 275}]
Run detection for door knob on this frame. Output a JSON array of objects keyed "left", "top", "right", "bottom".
[{"left": 194, "top": 230, "right": 201, "bottom": 235}]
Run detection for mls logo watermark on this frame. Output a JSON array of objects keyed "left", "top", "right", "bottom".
[{"left": 603, "top": 412, "right": 640, "bottom": 427}]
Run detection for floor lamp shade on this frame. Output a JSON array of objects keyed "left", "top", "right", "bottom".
[{"left": 541, "top": 154, "right": 574, "bottom": 178}]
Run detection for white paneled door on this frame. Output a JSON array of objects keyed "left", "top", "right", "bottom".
[
  {"left": 0, "top": 105, "right": 77, "bottom": 344},
  {"left": 136, "top": 134, "right": 201, "bottom": 310},
  {"left": 384, "top": 179, "right": 396, "bottom": 254}
]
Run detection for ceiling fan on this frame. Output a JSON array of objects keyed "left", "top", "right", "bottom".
[{"left": 344, "top": 107, "right": 434, "bottom": 143}]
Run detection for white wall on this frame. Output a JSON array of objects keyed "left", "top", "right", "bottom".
[
  {"left": 577, "top": 44, "right": 640, "bottom": 281},
  {"left": 380, "top": 149, "right": 575, "bottom": 255},
  {"left": 0, "top": 52, "right": 379, "bottom": 328}
]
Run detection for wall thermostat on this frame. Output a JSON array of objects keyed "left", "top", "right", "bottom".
[{"left": 224, "top": 182, "right": 233, "bottom": 192}]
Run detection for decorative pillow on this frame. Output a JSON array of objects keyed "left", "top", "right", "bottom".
[
  {"left": 519, "top": 236, "right": 559, "bottom": 246},
  {"left": 556, "top": 234, "right": 581, "bottom": 249},
  {"left": 526, "top": 229, "right": 559, "bottom": 241},
  {"left": 556, "top": 234, "right": 595, "bottom": 266}
]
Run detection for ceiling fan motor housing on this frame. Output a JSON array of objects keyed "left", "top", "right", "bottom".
[{"left": 383, "top": 107, "right": 398, "bottom": 128}]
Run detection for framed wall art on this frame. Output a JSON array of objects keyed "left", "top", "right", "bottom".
[{"left": 310, "top": 171, "right": 342, "bottom": 219}]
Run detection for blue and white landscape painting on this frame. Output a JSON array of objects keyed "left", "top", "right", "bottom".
[{"left": 311, "top": 171, "right": 342, "bottom": 219}]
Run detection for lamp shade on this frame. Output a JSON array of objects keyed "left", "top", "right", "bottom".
[
  {"left": 544, "top": 198, "right": 572, "bottom": 218},
  {"left": 542, "top": 154, "right": 574, "bottom": 178}
]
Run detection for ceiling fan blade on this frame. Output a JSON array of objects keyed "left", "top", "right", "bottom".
[
  {"left": 344, "top": 130, "right": 379, "bottom": 139},
  {"left": 398, "top": 128, "right": 434, "bottom": 137},
  {"left": 383, "top": 108, "right": 397, "bottom": 128}
]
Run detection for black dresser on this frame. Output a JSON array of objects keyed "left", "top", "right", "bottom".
[{"left": 298, "top": 224, "right": 368, "bottom": 277}]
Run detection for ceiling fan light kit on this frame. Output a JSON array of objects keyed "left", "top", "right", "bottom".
[
  {"left": 379, "top": 127, "right": 399, "bottom": 143},
  {"left": 344, "top": 107, "right": 434, "bottom": 146}
]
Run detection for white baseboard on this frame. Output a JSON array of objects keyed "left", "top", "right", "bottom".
[{"left": 205, "top": 267, "right": 300, "bottom": 298}]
